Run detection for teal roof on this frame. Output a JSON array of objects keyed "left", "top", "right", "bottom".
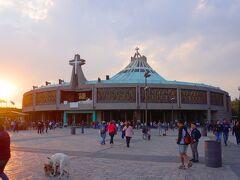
[
  {"left": 109, "top": 54, "right": 167, "bottom": 84},
  {"left": 86, "top": 49, "right": 217, "bottom": 89}
]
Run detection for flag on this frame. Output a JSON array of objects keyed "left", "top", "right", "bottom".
[
  {"left": 45, "top": 81, "right": 51, "bottom": 86},
  {"left": 10, "top": 101, "right": 15, "bottom": 105},
  {"left": 144, "top": 70, "right": 151, "bottom": 78}
]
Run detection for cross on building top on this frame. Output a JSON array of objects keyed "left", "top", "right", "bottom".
[
  {"left": 135, "top": 47, "right": 139, "bottom": 53},
  {"left": 134, "top": 47, "right": 141, "bottom": 58},
  {"left": 69, "top": 54, "right": 85, "bottom": 75}
]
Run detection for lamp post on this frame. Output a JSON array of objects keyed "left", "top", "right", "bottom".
[
  {"left": 81, "top": 114, "right": 84, "bottom": 134},
  {"left": 71, "top": 114, "right": 76, "bottom": 135},
  {"left": 170, "top": 97, "right": 175, "bottom": 125},
  {"left": 81, "top": 119, "right": 84, "bottom": 134},
  {"left": 144, "top": 70, "right": 151, "bottom": 126}
]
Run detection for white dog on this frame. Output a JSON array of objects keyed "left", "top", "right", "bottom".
[{"left": 47, "top": 153, "right": 70, "bottom": 178}]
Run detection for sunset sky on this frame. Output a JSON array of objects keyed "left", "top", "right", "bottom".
[{"left": 0, "top": 0, "right": 240, "bottom": 108}]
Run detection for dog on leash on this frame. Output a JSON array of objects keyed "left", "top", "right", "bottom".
[{"left": 47, "top": 153, "right": 70, "bottom": 178}]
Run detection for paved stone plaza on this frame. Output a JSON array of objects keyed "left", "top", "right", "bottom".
[{"left": 4, "top": 128, "right": 240, "bottom": 180}]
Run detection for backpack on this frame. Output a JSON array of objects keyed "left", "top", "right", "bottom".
[
  {"left": 195, "top": 129, "right": 201, "bottom": 140},
  {"left": 100, "top": 125, "right": 106, "bottom": 134},
  {"left": 142, "top": 127, "right": 147, "bottom": 134},
  {"left": 184, "top": 129, "right": 191, "bottom": 145}
]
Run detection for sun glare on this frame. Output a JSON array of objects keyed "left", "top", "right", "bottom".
[{"left": 0, "top": 80, "right": 16, "bottom": 100}]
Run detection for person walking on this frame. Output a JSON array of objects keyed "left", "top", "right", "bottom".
[
  {"left": 122, "top": 122, "right": 134, "bottom": 148},
  {"left": 158, "top": 121, "right": 162, "bottom": 136},
  {"left": 222, "top": 120, "right": 231, "bottom": 146},
  {"left": 190, "top": 122, "right": 201, "bottom": 163},
  {"left": 147, "top": 126, "right": 151, "bottom": 140},
  {"left": 176, "top": 120, "right": 192, "bottom": 170},
  {"left": 121, "top": 126, "right": 126, "bottom": 139},
  {"left": 45, "top": 121, "right": 49, "bottom": 133},
  {"left": 37, "top": 121, "right": 41, "bottom": 134},
  {"left": 107, "top": 121, "right": 117, "bottom": 144},
  {"left": 41, "top": 121, "right": 45, "bottom": 134},
  {"left": 163, "top": 121, "right": 167, "bottom": 136},
  {"left": 10, "top": 121, "right": 14, "bottom": 132},
  {"left": 213, "top": 120, "right": 223, "bottom": 142},
  {"left": 99, "top": 121, "right": 107, "bottom": 145},
  {"left": 13, "top": 121, "right": 16, "bottom": 132},
  {"left": 233, "top": 121, "right": 240, "bottom": 145},
  {"left": 0, "top": 124, "right": 11, "bottom": 180}
]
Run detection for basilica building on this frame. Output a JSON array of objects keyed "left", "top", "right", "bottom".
[{"left": 22, "top": 49, "right": 231, "bottom": 126}]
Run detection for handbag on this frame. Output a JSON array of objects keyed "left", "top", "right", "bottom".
[{"left": 184, "top": 130, "right": 191, "bottom": 145}]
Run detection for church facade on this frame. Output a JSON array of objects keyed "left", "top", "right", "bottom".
[{"left": 22, "top": 49, "right": 231, "bottom": 126}]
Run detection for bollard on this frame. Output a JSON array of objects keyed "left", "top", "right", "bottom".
[
  {"left": 71, "top": 126, "right": 76, "bottom": 135},
  {"left": 205, "top": 140, "right": 222, "bottom": 168}
]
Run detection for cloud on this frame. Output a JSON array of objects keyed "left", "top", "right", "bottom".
[
  {"left": 21, "top": 0, "right": 54, "bottom": 20},
  {"left": 0, "top": 0, "right": 54, "bottom": 20},
  {"left": 196, "top": 0, "right": 208, "bottom": 11},
  {"left": 0, "top": 0, "right": 14, "bottom": 7},
  {"left": 166, "top": 37, "right": 202, "bottom": 63}
]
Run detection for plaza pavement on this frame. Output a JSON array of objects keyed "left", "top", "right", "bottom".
[{"left": 4, "top": 128, "right": 240, "bottom": 180}]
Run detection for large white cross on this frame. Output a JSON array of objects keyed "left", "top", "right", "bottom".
[{"left": 69, "top": 54, "right": 85, "bottom": 75}]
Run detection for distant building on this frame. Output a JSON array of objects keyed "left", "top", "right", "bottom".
[
  {"left": 22, "top": 48, "right": 231, "bottom": 126},
  {"left": 0, "top": 107, "right": 29, "bottom": 129}
]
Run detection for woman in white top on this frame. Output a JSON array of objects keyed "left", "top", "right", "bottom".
[{"left": 122, "top": 122, "right": 134, "bottom": 148}]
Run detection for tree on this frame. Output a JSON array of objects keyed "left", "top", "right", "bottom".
[{"left": 231, "top": 98, "right": 240, "bottom": 119}]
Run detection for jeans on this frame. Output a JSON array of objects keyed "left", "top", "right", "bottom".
[
  {"left": 0, "top": 160, "right": 9, "bottom": 180},
  {"left": 190, "top": 142, "right": 199, "bottom": 161},
  {"left": 126, "top": 136, "right": 131, "bottom": 147},
  {"left": 235, "top": 134, "right": 240, "bottom": 145},
  {"left": 158, "top": 128, "right": 162, "bottom": 135},
  {"left": 215, "top": 132, "right": 222, "bottom": 142},
  {"left": 109, "top": 133, "right": 115, "bottom": 144},
  {"left": 223, "top": 132, "right": 229, "bottom": 145},
  {"left": 100, "top": 133, "right": 106, "bottom": 144},
  {"left": 121, "top": 131, "right": 125, "bottom": 139}
]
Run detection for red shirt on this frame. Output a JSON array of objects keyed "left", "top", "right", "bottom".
[
  {"left": 0, "top": 131, "right": 11, "bottom": 160},
  {"left": 107, "top": 124, "right": 117, "bottom": 134}
]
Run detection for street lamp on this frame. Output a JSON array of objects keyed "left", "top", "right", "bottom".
[
  {"left": 81, "top": 119, "right": 84, "bottom": 134},
  {"left": 71, "top": 114, "right": 76, "bottom": 135},
  {"left": 144, "top": 70, "right": 151, "bottom": 127},
  {"left": 170, "top": 97, "right": 175, "bottom": 125}
]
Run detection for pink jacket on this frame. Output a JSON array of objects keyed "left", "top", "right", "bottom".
[{"left": 123, "top": 126, "right": 134, "bottom": 137}]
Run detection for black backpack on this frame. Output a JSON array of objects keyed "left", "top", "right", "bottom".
[
  {"left": 142, "top": 127, "right": 147, "bottom": 134},
  {"left": 195, "top": 129, "right": 201, "bottom": 139}
]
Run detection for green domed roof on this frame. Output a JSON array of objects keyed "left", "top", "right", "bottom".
[{"left": 109, "top": 48, "right": 167, "bottom": 83}]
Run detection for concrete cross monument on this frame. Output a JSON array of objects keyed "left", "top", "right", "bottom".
[
  {"left": 69, "top": 54, "right": 87, "bottom": 89},
  {"left": 69, "top": 54, "right": 86, "bottom": 75}
]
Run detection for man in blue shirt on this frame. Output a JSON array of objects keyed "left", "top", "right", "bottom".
[
  {"left": 222, "top": 119, "right": 231, "bottom": 146},
  {"left": 213, "top": 121, "right": 223, "bottom": 142}
]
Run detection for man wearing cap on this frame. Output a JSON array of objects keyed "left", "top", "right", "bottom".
[{"left": 190, "top": 122, "right": 201, "bottom": 163}]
